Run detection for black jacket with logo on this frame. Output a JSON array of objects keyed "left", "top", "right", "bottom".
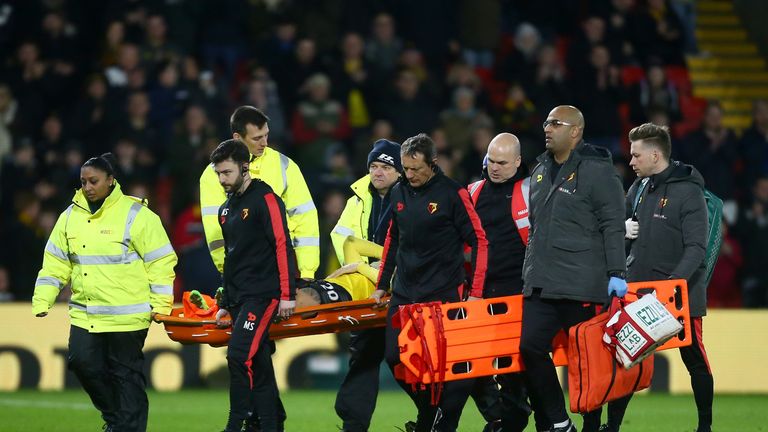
[
  {"left": 626, "top": 161, "right": 708, "bottom": 316},
  {"left": 219, "top": 180, "right": 297, "bottom": 308},
  {"left": 523, "top": 141, "right": 626, "bottom": 303},
  {"left": 377, "top": 168, "right": 488, "bottom": 302},
  {"left": 471, "top": 168, "right": 528, "bottom": 297}
]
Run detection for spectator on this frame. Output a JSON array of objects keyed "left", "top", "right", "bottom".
[
  {"left": 457, "top": 0, "right": 501, "bottom": 68},
  {"left": 99, "top": 21, "right": 126, "bottom": 68},
  {"left": 105, "top": 43, "right": 141, "bottom": 89},
  {"left": 444, "top": 62, "right": 491, "bottom": 112},
  {"left": 708, "top": 221, "right": 743, "bottom": 308},
  {"left": 141, "top": 14, "right": 183, "bottom": 71},
  {"left": 169, "top": 105, "right": 217, "bottom": 216},
  {"left": 291, "top": 73, "right": 351, "bottom": 174},
  {"left": 632, "top": 0, "right": 685, "bottom": 65},
  {"left": 497, "top": 83, "right": 539, "bottom": 141},
  {"left": 179, "top": 56, "right": 228, "bottom": 129},
  {"left": 529, "top": 44, "right": 571, "bottom": 121},
  {"left": 568, "top": 16, "right": 624, "bottom": 81},
  {"left": 680, "top": 101, "right": 738, "bottom": 201},
  {"left": 496, "top": 22, "right": 541, "bottom": 88},
  {"left": 116, "top": 91, "right": 158, "bottom": 152},
  {"left": 240, "top": 69, "right": 287, "bottom": 148},
  {"left": 575, "top": 45, "right": 625, "bottom": 155},
  {"left": 735, "top": 176, "right": 768, "bottom": 308},
  {"left": 331, "top": 32, "right": 373, "bottom": 131},
  {"left": 0, "top": 84, "right": 19, "bottom": 161},
  {"left": 69, "top": 74, "right": 113, "bottom": 156},
  {"left": 439, "top": 86, "right": 493, "bottom": 164},
  {"left": 2, "top": 192, "right": 45, "bottom": 300},
  {"left": 629, "top": 64, "right": 681, "bottom": 124},
  {"left": 382, "top": 69, "right": 438, "bottom": 142},
  {"left": 365, "top": 13, "right": 402, "bottom": 79},
  {"left": 277, "top": 38, "right": 327, "bottom": 114},
  {"left": 260, "top": 19, "right": 298, "bottom": 76},
  {"left": 739, "top": 100, "right": 768, "bottom": 189},
  {"left": 148, "top": 60, "right": 187, "bottom": 144}
]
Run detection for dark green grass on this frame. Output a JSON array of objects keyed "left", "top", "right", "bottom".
[{"left": 1, "top": 390, "right": 765, "bottom": 431}]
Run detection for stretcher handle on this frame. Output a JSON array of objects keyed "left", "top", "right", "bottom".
[{"left": 154, "top": 314, "right": 218, "bottom": 327}]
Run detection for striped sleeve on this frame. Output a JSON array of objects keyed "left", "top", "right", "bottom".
[
  {"left": 132, "top": 209, "right": 177, "bottom": 315},
  {"left": 264, "top": 192, "right": 297, "bottom": 301},
  {"left": 456, "top": 188, "right": 488, "bottom": 298}
]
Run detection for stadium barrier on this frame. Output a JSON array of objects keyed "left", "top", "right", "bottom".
[{"left": 1, "top": 305, "right": 766, "bottom": 393}]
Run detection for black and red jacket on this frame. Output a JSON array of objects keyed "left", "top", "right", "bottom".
[
  {"left": 219, "top": 179, "right": 297, "bottom": 308},
  {"left": 468, "top": 168, "right": 529, "bottom": 297},
  {"left": 376, "top": 167, "right": 488, "bottom": 301}
]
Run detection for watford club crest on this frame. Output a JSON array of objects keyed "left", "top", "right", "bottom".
[
  {"left": 241, "top": 208, "right": 250, "bottom": 220},
  {"left": 427, "top": 202, "right": 439, "bottom": 214},
  {"left": 396, "top": 202, "right": 405, "bottom": 212}
]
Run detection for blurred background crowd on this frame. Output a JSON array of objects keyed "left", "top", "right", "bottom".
[{"left": 0, "top": 0, "right": 765, "bottom": 309}]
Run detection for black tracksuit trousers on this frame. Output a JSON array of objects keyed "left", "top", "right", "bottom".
[
  {"left": 519, "top": 290, "right": 603, "bottom": 432},
  {"left": 68, "top": 325, "right": 149, "bottom": 432},
  {"left": 335, "top": 327, "right": 386, "bottom": 432},
  {"left": 384, "top": 291, "right": 474, "bottom": 432},
  {"left": 225, "top": 299, "right": 281, "bottom": 432},
  {"left": 606, "top": 317, "right": 713, "bottom": 431}
]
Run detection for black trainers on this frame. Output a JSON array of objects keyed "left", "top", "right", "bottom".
[
  {"left": 551, "top": 420, "right": 577, "bottom": 432},
  {"left": 482, "top": 420, "right": 503, "bottom": 432},
  {"left": 101, "top": 425, "right": 113, "bottom": 432},
  {"left": 404, "top": 421, "right": 417, "bottom": 432},
  {"left": 599, "top": 425, "right": 617, "bottom": 432}
]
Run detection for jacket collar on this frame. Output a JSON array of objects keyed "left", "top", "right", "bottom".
[
  {"left": 72, "top": 181, "right": 124, "bottom": 215},
  {"left": 350, "top": 175, "right": 372, "bottom": 199}
]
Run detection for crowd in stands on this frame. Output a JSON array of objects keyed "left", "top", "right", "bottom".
[{"left": 0, "top": 0, "right": 766, "bottom": 308}]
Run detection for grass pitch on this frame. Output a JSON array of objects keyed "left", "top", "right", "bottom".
[{"left": 1, "top": 390, "right": 766, "bottom": 431}]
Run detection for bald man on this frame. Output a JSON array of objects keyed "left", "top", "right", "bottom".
[
  {"left": 520, "top": 106, "right": 627, "bottom": 432},
  {"left": 467, "top": 133, "right": 547, "bottom": 432}
]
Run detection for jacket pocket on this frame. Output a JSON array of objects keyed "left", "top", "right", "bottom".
[{"left": 552, "top": 238, "right": 591, "bottom": 253}]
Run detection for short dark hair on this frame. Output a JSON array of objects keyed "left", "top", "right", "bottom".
[
  {"left": 401, "top": 133, "right": 436, "bottom": 165},
  {"left": 230, "top": 106, "right": 270, "bottom": 136},
  {"left": 82, "top": 152, "right": 117, "bottom": 177},
  {"left": 210, "top": 139, "right": 250, "bottom": 165},
  {"left": 628, "top": 123, "right": 671, "bottom": 160}
]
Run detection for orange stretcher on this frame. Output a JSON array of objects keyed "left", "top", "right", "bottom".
[
  {"left": 155, "top": 298, "right": 389, "bottom": 346},
  {"left": 396, "top": 279, "right": 691, "bottom": 385}
]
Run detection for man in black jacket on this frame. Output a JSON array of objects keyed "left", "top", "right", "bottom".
[
  {"left": 520, "top": 105, "right": 627, "bottom": 432},
  {"left": 374, "top": 133, "right": 489, "bottom": 432},
  {"left": 211, "top": 139, "right": 297, "bottom": 432},
  {"left": 467, "top": 133, "right": 545, "bottom": 432},
  {"left": 605, "top": 123, "right": 711, "bottom": 432}
]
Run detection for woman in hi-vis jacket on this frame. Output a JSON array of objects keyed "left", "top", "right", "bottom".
[{"left": 32, "top": 153, "right": 177, "bottom": 432}]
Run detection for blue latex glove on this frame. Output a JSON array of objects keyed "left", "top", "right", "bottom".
[{"left": 608, "top": 276, "right": 628, "bottom": 297}]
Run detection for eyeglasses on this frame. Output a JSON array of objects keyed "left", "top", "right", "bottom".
[{"left": 542, "top": 119, "right": 576, "bottom": 129}]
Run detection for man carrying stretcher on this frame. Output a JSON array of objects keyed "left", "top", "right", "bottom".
[{"left": 185, "top": 236, "right": 383, "bottom": 313}]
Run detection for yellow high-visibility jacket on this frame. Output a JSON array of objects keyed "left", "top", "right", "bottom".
[
  {"left": 330, "top": 176, "right": 373, "bottom": 265},
  {"left": 32, "top": 182, "right": 177, "bottom": 332},
  {"left": 200, "top": 146, "right": 319, "bottom": 278}
]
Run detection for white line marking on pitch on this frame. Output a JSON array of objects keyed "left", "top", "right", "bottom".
[{"left": 0, "top": 398, "right": 92, "bottom": 410}]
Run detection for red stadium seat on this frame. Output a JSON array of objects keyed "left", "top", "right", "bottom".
[
  {"left": 621, "top": 66, "right": 645, "bottom": 87},
  {"left": 665, "top": 66, "right": 692, "bottom": 95}
]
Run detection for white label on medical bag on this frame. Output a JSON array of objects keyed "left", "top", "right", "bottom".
[{"left": 616, "top": 322, "right": 648, "bottom": 357}]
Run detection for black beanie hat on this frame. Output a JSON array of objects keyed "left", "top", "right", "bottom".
[{"left": 367, "top": 139, "right": 402, "bottom": 172}]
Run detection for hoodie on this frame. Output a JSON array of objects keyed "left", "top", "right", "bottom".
[{"left": 626, "top": 161, "right": 709, "bottom": 316}]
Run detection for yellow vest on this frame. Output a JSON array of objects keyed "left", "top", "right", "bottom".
[
  {"left": 200, "top": 147, "right": 319, "bottom": 278},
  {"left": 32, "top": 182, "right": 177, "bottom": 332},
  {"left": 330, "top": 176, "right": 373, "bottom": 265}
]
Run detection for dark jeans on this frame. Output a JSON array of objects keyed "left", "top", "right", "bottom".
[{"left": 68, "top": 325, "right": 149, "bottom": 432}]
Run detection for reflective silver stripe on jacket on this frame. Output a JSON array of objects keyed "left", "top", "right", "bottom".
[
  {"left": 144, "top": 244, "right": 174, "bottom": 262},
  {"left": 279, "top": 153, "right": 289, "bottom": 193},
  {"left": 293, "top": 237, "right": 320, "bottom": 247},
  {"left": 69, "top": 301, "right": 86, "bottom": 311},
  {"left": 87, "top": 302, "right": 151, "bottom": 315},
  {"left": 208, "top": 239, "right": 225, "bottom": 252},
  {"left": 201, "top": 206, "right": 220, "bottom": 216},
  {"left": 45, "top": 240, "right": 68, "bottom": 261},
  {"left": 35, "top": 276, "right": 63, "bottom": 289},
  {"left": 287, "top": 200, "right": 316, "bottom": 217},
  {"left": 468, "top": 180, "right": 484, "bottom": 197},
  {"left": 332, "top": 225, "right": 355, "bottom": 237},
  {"left": 150, "top": 284, "right": 173, "bottom": 295},
  {"left": 69, "top": 252, "right": 141, "bottom": 265},
  {"left": 122, "top": 202, "right": 143, "bottom": 255}
]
